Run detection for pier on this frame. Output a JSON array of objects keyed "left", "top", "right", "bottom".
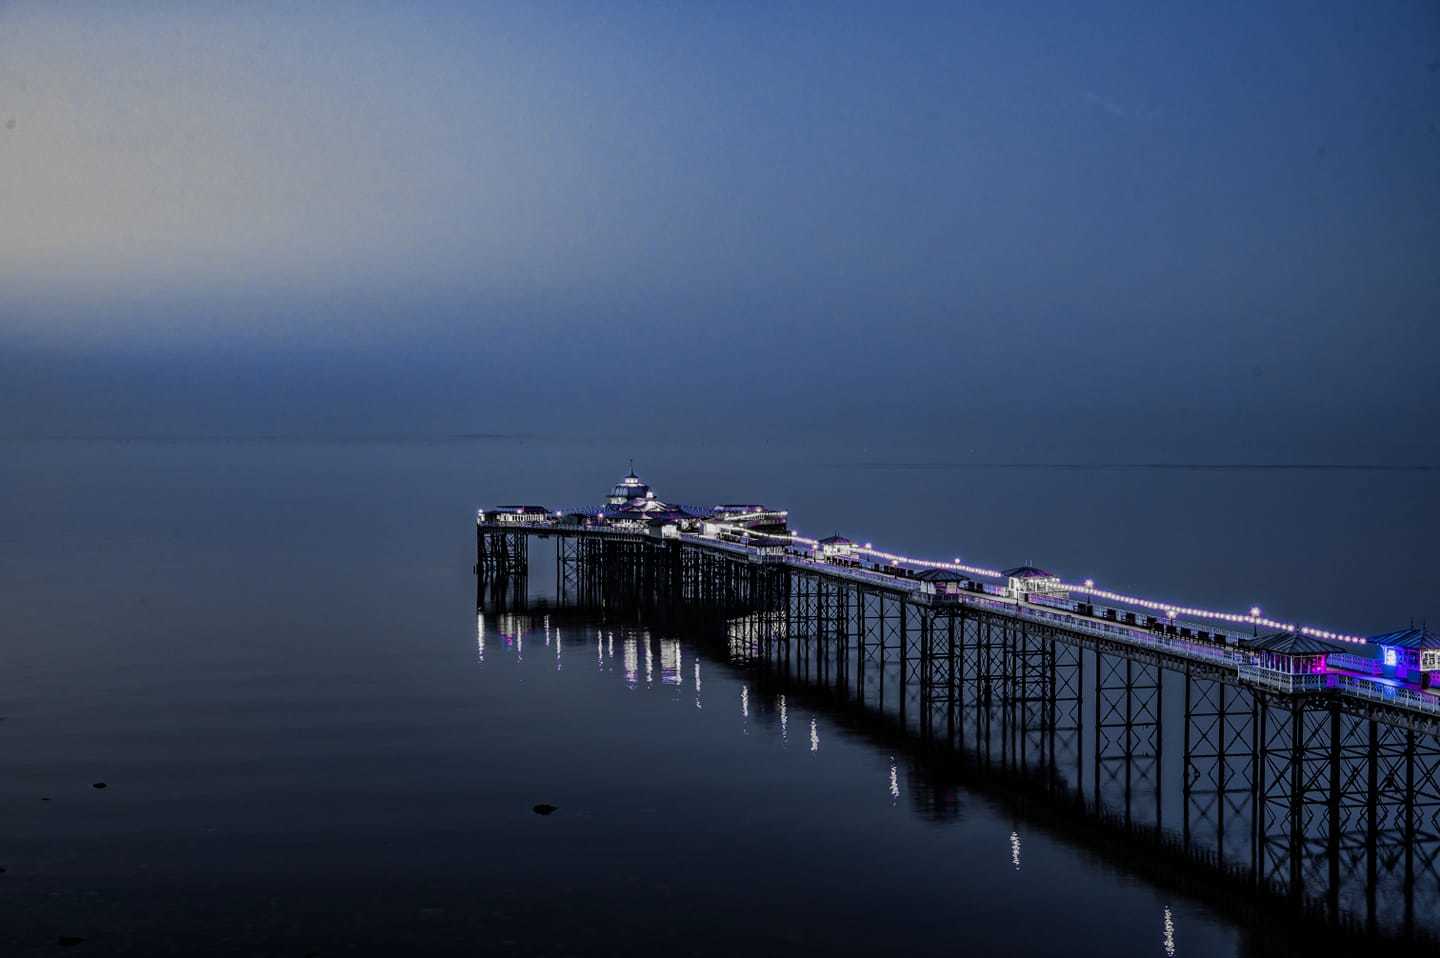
[{"left": 475, "top": 471, "right": 1440, "bottom": 943}]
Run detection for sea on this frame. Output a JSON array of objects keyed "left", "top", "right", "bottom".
[{"left": 0, "top": 436, "right": 1435, "bottom": 956}]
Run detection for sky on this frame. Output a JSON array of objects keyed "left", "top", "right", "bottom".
[{"left": 1, "top": 1, "right": 1437, "bottom": 460}]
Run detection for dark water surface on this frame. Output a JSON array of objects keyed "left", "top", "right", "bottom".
[{"left": 1, "top": 438, "right": 1435, "bottom": 956}]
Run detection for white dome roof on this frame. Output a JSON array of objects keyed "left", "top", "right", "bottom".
[{"left": 609, "top": 471, "right": 651, "bottom": 501}]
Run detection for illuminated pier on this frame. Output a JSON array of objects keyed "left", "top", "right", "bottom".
[
  {"left": 476, "top": 470, "right": 1440, "bottom": 941},
  {"left": 477, "top": 470, "right": 1438, "bottom": 718}
]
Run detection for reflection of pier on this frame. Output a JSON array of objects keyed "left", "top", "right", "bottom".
[{"left": 476, "top": 524, "right": 1440, "bottom": 947}]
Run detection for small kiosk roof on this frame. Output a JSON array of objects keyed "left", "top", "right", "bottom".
[
  {"left": 1247, "top": 631, "right": 1345, "bottom": 656},
  {"left": 1003, "top": 565, "right": 1055, "bottom": 579},
  {"left": 915, "top": 568, "right": 971, "bottom": 583},
  {"left": 1368, "top": 627, "right": 1440, "bottom": 651}
]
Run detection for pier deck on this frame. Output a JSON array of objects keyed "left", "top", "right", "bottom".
[{"left": 477, "top": 516, "right": 1440, "bottom": 725}]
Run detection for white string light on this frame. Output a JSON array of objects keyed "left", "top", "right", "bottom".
[{"left": 701, "top": 521, "right": 1367, "bottom": 644}]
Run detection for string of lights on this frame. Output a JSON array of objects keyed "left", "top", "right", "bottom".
[{"left": 707, "top": 521, "right": 1367, "bottom": 645}]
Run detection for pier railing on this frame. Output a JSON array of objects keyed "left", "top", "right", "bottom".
[
  {"left": 1335, "top": 674, "right": 1440, "bottom": 716},
  {"left": 1234, "top": 665, "right": 1333, "bottom": 694},
  {"left": 954, "top": 591, "right": 1245, "bottom": 670}
]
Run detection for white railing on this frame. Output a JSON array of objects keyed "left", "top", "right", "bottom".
[
  {"left": 1329, "top": 652, "right": 1383, "bottom": 675},
  {"left": 990, "top": 598, "right": 1244, "bottom": 670},
  {"left": 782, "top": 554, "right": 928, "bottom": 593},
  {"left": 997, "top": 600, "right": 1440, "bottom": 715},
  {"left": 1334, "top": 675, "right": 1440, "bottom": 716},
  {"left": 478, "top": 518, "right": 648, "bottom": 540},
  {"left": 678, "top": 534, "right": 754, "bottom": 558},
  {"left": 1227, "top": 666, "right": 1440, "bottom": 716},
  {"left": 1236, "top": 665, "right": 1336, "bottom": 693}
]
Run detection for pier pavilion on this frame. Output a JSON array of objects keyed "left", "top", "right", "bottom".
[
  {"left": 1242, "top": 630, "right": 1344, "bottom": 676},
  {"left": 1371, "top": 626, "right": 1440, "bottom": 687}
]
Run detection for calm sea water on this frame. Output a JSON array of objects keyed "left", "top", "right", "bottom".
[{"left": 0, "top": 438, "right": 1435, "bottom": 956}]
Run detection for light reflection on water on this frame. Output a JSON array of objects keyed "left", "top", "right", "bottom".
[
  {"left": 661, "top": 638, "right": 682, "bottom": 686},
  {"left": 467, "top": 614, "right": 1258, "bottom": 957},
  {"left": 623, "top": 636, "right": 638, "bottom": 687}
]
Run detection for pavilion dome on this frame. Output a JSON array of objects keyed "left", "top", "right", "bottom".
[{"left": 608, "top": 471, "right": 652, "bottom": 503}]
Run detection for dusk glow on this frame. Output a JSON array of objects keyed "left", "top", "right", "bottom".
[{"left": 0, "top": 2, "right": 1434, "bottom": 458}]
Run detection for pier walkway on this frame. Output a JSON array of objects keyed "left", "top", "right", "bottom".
[{"left": 476, "top": 513, "right": 1440, "bottom": 725}]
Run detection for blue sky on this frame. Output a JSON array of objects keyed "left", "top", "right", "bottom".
[{"left": 1, "top": 1, "right": 1436, "bottom": 458}]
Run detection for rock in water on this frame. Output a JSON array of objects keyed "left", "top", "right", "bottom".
[
  {"left": 92, "top": 782, "right": 107, "bottom": 790},
  {"left": 532, "top": 803, "right": 558, "bottom": 816},
  {"left": 58, "top": 936, "right": 87, "bottom": 947}
]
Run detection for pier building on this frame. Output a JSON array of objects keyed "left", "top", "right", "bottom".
[
  {"left": 1372, "top": 626, "right": 1440, "bottom": 687},
  {"left": 1004, "top": 565, "right": 1066, "bottom": 600},
  {"left": 817, "top": 535, "right": 860, "bottom": 566}
]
